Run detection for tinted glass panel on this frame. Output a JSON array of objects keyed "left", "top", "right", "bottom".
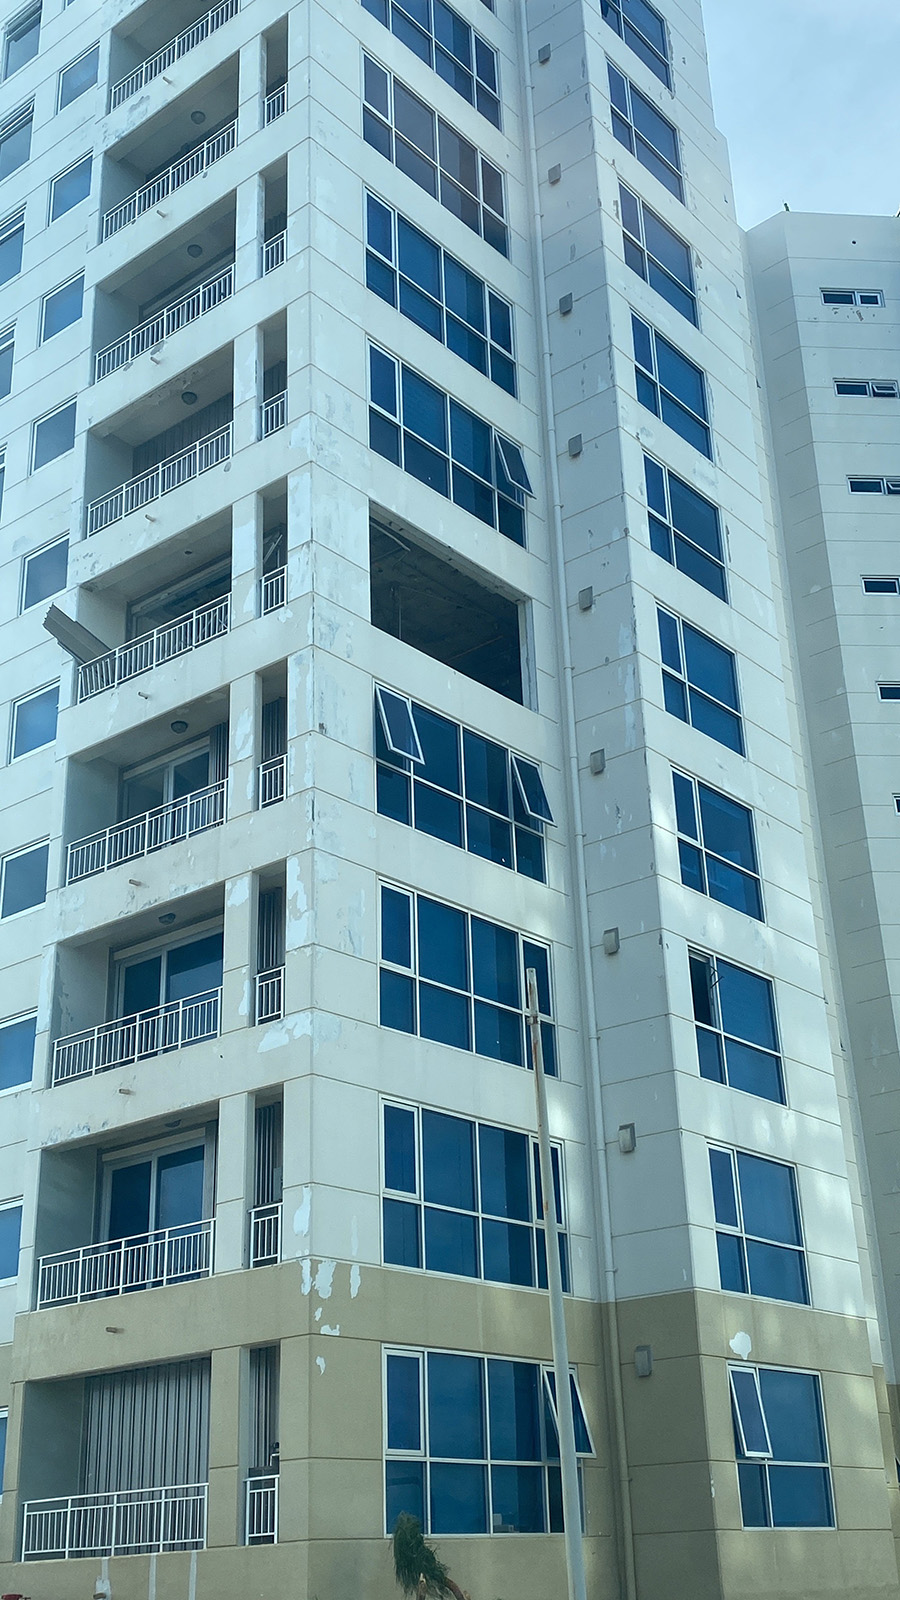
[
  {"left": 1, "top": 843, "right": 47, "bottom": 915},
  {"left": 428, "top": 1353, "right": 484, "bottom": 1457},
  {"left": 0, "top": 1014, "right": 35, "bottom": 1089},
  {"left": 387, "top": 1353, "right": 421, "bottom": 1449}
]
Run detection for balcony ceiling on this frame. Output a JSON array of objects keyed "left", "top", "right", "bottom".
[{"left": 112, "top": 60, "right": 238, "bottom": 175}]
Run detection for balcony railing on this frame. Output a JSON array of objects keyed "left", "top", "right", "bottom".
[
  {"left": 250, "top": 1203, "right": 281, "bottom": 1267},
  {"left": 23, "top": 1483, "right": 208, "bottom": 1560},
  {"left": 256, "top": 966, "right": 284, "bottom": 1023},
  {"left": 245, "top": 1474, "right": 278, "bottom": 1543},
  {"left": 87, "top": 422, "right": 232, "bottom": 535},
  {"left": 111, "top": 0, "right": 239, "bottom": 107},
  {"left": 263, "top": 231, "right": 285, "bottom": 274},
  {"left": 261, "top": 565, "right": 286, "bottom": 613},
  {"left": 259, "top": 755, "right": 285, "bottom": 808},
  {"left": 37, "top": 1220, "right": 215, "bottom": 1308},
  {"left": 53, "top": 989, "right": 221, "bottom": 1086},
  {"left": 102, "top": 119, "right": 237, "bottom": 240},
  {"left": 265, "top": 84, "right": 286, "bottom": 123},
  {"left": 261, "top": 391, "right": 286, "bottom": 436},
  {"left": 67, "top": 781, "right": 226, "bottom": 883},
  {"left": 78, "top": 595, "right": 230, "bottom": 701},
  {"left": 95, "top": 265, "right": 234, "bottom": 380}
]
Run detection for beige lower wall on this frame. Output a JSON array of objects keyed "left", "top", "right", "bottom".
[{"left": 1, "top": 1267, "right": 899, "bottom": 1599}]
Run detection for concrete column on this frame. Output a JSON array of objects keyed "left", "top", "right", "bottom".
[
  {"left": 237, "top": 35, "right": 265, "bottom": 144},
  {"left": 214, "top": 1090, "right": 254, "bottom": 1275},
  {"left": 234, "top": 172, "right": 264, "bottom": 292},
  {"left": 231, "top": 489, "right": 262, "bottom": 624},
  {"left": 222, "top": 869, "right": 257, "bottom": 1035},
  {"left": 281, "top": 1075, "right": 312, "bottom": 1264},
  {"left": 207, "top": 1344, "right": 242, "bottom": 1548},
  {"left": 228, "top": 672, "right": 261, "bottom": 820},
  {"left": 233, "top": 325, "right": 263, "bottom": 453}
]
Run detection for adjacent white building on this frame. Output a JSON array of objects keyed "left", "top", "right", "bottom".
[{"left": 0, "top": 0, "right": 898, "bottom": 1596}]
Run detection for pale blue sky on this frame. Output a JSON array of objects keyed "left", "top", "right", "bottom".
[{"left": 701, "top": 0, "right": 900, "bottom": 229}]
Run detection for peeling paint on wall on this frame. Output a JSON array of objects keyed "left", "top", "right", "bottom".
[
  {"left": 729, "top": 1331, "right": 752, "bottom": 1360},
  {"left": 316, "top": 1356, "right": 326, "bottom": 1375},
  {"left": 314, "top": 1258, "right": 335, "bottom": 1299}
]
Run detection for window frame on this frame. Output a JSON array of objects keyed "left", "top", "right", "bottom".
[
  {"left": 600, "top": 0, "right": 670, "bottom": 85},
  {"left": 365, "top": 191, "right": 517, "bottom": 395},
  {"left": 834, "top": 378, "right": 898, "bottom": 398},
  {"left": 0, "top": 1010, "right": 36, "bottom": 1093},
  {"left": 378, "top": 881, "right": 557, "bottom": 1073},
  {"left": 688, "top": 947, "right": 784, "bottom": 1104},
  {"left": 0, "top": 104, "right": 32, "bottom": 180},
  {"left": 0, "top": 209, "right": 25, "bottom": 287},
  {"left": 709, "top": 1145, "right": 808, "bottom": 1306},
  {"left": 0, "top": 323, "right": 13, "bottom": 400},
  {"left": 657, "top": 606, "right": 743, "bottom": 754},
  {"left": 0, "top": 838, "right": 49, "bottom": 918},
  {"left": 40, "top": 271, "right": 84, "bottom": 342},
  {"left": 619, "top": 182, "right": 696, "bottom": 323},
  {"left": 9, "top": 681, "right": 59, "bottom": 761},
  {"left": 729, "top": 1364, "right": 834, "bottom": 1530},
  {"left": 48, "top": 152, "right": 92, "bottom": 223},
  {"left": 862, "top": 576, "right": 899, "bottom": 595},
  {"left": 382, "top": 1343, "right": 593, "bottom": 1536},
  {"left": 3, "top": 3, "right": 40, "bottom": 79},
  {"left": 380, "top": 1097, "right": 570, "bottom": 1290},
  {"left": 821, "top": 287, "right": 883, "bottom": 307},
  {"left": 672, "top": 768, "right": 763, "bottom": 921},
  {"left": 848, "top": 476, "right": 900, "bottom": 496},
  {"left": 361, "top": 0, "right": 501, "bottom": 128},
  {"left": 20, "top": 535, "right": 67, "bottom": 612},
  {"left": 0, "top": 1199, "right": 23, "bottom": 1283},
  {"left": 633, "top": 314, "right": 711, "bottom": 459},
  {"left": 31, "top": 397, "right": 77, "bottom": 471},
  {"left": 607, "top": 61, "right": 682, "bottom": 200},
  {"left": 56, "top": 39, "right": 98, "bottom": 109},
  {"left": 644, "top": 454, "right": 726, "bottom": 600}
]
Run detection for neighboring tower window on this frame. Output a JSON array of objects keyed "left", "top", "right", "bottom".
[
  {"left": 657, "top": 608, "right": 743, "bottom": 753},
  {"left": 0, "top": 210, "right": 25, "bottom": 286},
  {"left": 0, "top": 325, "right": 13, "bottom": 399},
  {"left": 362, "top": 0, "right": 501, "bottom": 128},
  {"left": 601, "top": 0, "right": 669, "bottom": 85},
  {"left": 619, "top": 183, "right": 696, "bottom": 323},
  {"left": 0, "top": 105, "right": 32, "bottom": 179},
  {"left": 0, "top": 1202, "right": 22, "bottom": 1279},
  {"left": 730, "top": 1366, "right": 833, "bottom": 1528},
  {"left": 834, "top": 378, "right": 898, "bottom": 398},
  {"left": 633, "top": 314, "right": 711, "bottom": 458},
  {"left": 709, "top": 1147, "right": 808, "bottom": 1304},
  {"left": 672, "top": 770, "right": 762, "bottom": 919},
  {"left": 689, "top": 950, "right": 784, "bottom": 1103},
  {"left": 821, "top": 287, "right": 883, "bottom": 307},
  {"left": 644, "top": 456, "right": 726, "bottom": 599},
  {"left": 848, "top": 476, "right": 900, "bottom": 495},
  {"left": 608, "top": 63, "right": 682, "bottom": 199}
]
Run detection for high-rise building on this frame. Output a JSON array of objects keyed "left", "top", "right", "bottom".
[{"left": 0, "top": 0, "right": 898, "bottom": 1597}]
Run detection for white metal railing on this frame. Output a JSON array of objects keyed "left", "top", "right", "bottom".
[
  {"left": 245, "top": 1474, "right": 278, "bottom": 1543},
  {"left": 96, "top": 265, "right": 234, "bottom": 380},
  {"left": 23, "top": 1483, "right": 208, "bottom": 1560},
  {"left": 87, "top": 422, "right": 232, "bottom": 535},
  {"left": 249, "top": 1203, "right": 281, "bottom": 1266},
  {"left": 67, "top": 781, "right": 226, "bottom": 883},
  {"left": 263, "top": 230, "right": 285, "bottom": 273},
  {"left": 261, "top": 566, "right": 286, "bottom": 613},
  {"left": 256, "top": 966, "right": 284, "bottom": 1022},
  {"left": 53, "top": 989, "right": 221, "bottom": 1086},
  {"left": 261, "top": 391, "right": 286, "bottom": 436},
  {"left": 110, "top": 0, "right": 239, "bottom": 107},
  {"left": 78, "top": 595, "right": 230, "bottom": 701},
  {"left": 259, "top": 756, "right": 285, "bottom": 808},
  {"left": 102, "top": 119, "right": 237, "bottom": 240},
  {"left": 37, "top": 1220, "right": 215, "bottom": 1307},
  {"left": 265, "top": 84, "right": 286, "bottom": 123}
]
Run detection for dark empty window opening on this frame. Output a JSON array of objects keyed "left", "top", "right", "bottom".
[{"left": 370, "top": 518, "right": 524, "bottom": 703}]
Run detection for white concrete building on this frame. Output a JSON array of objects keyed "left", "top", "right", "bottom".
[{"left": 0, "top": 0, "right": 897, "bottom": 1597}]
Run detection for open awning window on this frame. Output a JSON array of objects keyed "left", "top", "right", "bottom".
[
  {"left": 542, "top": 1369, "right": 594, "bottom": 1456},
  {"left": 729, "top": 1367, "right": 772, "bottom": 1458},
  {"left": 375, "top": 685, "right": 424, "bottom": 763},
  {"left": 495, "top": 436, "right": 534, "bottom": 498},
  {"left": 512, "top": 755, "right": 554, "bottom": 825}
]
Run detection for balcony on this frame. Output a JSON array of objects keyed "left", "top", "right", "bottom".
[
  {"left": 67, "top": 780, "right": 226, "bottom": 883},
  {"left": 87, "top": 422, "right": 232, "bottom": 535},
  {"left": 263, "top": 230, "right": 285, "bottom": 274},
  {"left": 95, "top": 264, "right": 234, "bottom": 381},
  {"left": 261, "top": 565, "right": 285, "bottom": 614},
  {"left": 78, "top": 595, "right": 230, "bottom": 701},
  {"left": 265, "top": 84, "right": 286, "bottom": 123},
  {"left": 261, "top": 390, "right": 286, "bottom": 437},
  {"left": 102, "top": 120, "right": 237, "bottom": 241},
  {"left": 245, "top": 1475, "right": 278, "bottom": 1544},
  {"left": 249, "top": 1202, "right": 281, "bottom": 1266},
  {"left": 53, "top": 990, "right": 221, "bottom": 1086},
  {"left": 23, "top": 1484, "right": 208, "bottom": 1560},
  {"left": 37, "top": 1220, "right": 215, "bottom": 1307},
  {"left": 111, "top": 0, "right": 240, "bottom": 108}
]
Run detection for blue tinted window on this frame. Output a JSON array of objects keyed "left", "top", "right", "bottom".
[
  {"left": 732, "top": 1367, "right": 832, "bottom": 1528},
  {"left": 32, "top": 401, "right": 76, "bottom": 470},
  {"left": 12, "top": 684, "right": 58, "bottom": 757},
  {"left": 423, "top": 1111, "right": 475, "bottom": 1209},
  {"left": 58, "top": 43, "right": 99, "bottom": 108},
  {"left": 634, "top": 319, "right": 710, "bottom": 457},
  {"left": 675, "top": 773, "right": 762, "bottom": 920},
  {"left": 691, "top": 951, "right": 783, "bottom": 1102},
  {"left": 0, "top": 1205, "right": 21, "bottom": 1278},
  {"left": 608, "top": 65, "right": 681, "bottom": 198},
  {"left": 42, "top": 273, "right": 83, "bottom": 341},
  {"left": 712, "top": 1148, "right": 807, "bottom": 1305},
  {"left": 601, "top": 0, "right": 669, "bottom": 84},
  {"left": 0, "top": 1014, "right": 35, "bottom": 1090},
  {"left": 384, "top": 1104, "right": 417, "bottom": 1192},
  {"left": 22, "top": 539, "right": 67, "bottom": 610},
  {"left": 1, "top": 842, "right": 48, "bottom": 916},
  {"left": 50, "top": 154, "right": 92, "bottom": 221},
  {"left": 387, "top": 1354, "right": 421, "bottom": 1449}
]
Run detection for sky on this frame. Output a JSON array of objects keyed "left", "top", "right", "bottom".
[{"left": 700, "top": 0, "right": 900, "bottom": 230}]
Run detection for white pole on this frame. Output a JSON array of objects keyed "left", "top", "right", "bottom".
[{"left": 526, "top": 968, "right": 587, "bottom": 1600}]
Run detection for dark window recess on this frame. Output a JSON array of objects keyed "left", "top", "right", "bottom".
[
  {"left": 375, "top": 688, "right": 552, "bottom": 881},
  {"left": 370, "top": 519, "right": 524, "bottom": 703}
]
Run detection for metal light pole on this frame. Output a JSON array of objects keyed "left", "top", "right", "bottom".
[{"left": 525, "top": 968, "right": 587, "bottom": 1600}]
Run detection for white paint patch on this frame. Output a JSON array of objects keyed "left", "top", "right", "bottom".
[
  {"left": 729, "top": 1331, "right": 752, "bottom": 1361},
  {"left": 189, "top": 1548, "right": 197, "bottom": 1600},
  {"left": 301, "top": 1258, "right": 312, "bottom": 1295},
  {"left": 316, "top": 1355, "right": 326, "bottom": 1375},
  {"left": 321, "top": 1323, "right": 340, "bottom": 1336},
  {"left": 314, "top": 1306, "right": 322, "bottom": 1321},
  {"left": 315, "top": 1258, "right": 335, "bottom": 1299},
  {"left": 293, "top": 1187, "right": 311, "bottom": 1237},
  {"left": 350, "top": 1263, "right": 361, "bottom": 1299},
  {"left": 225, "top": 877, "right": 250, "bottom": 907}
]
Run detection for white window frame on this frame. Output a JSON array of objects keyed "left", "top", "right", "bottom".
[
  {"left": 710, "top": 1144, "right": 808, "bottom": 1304},
  {"left": 40, "top": 271, "right": 83, "bottom": 342},
  {"left": 0, "top": 1198, "right": 23, "bottom": 1284},
  {"left": 0, "top": 1009, "right": 36, "bottom": 1095},
  {"left": 862, "top": 575, "right": 900, "bottom": 595},
  {"left": 0, "top": 324, "right": 13, "bottom": 399},
  {"left": 56, "top": 40, "right": 98, "bottom": 110},
  {"left": 31, "top": 397, "right": 76, "bottom": 471},
  {"left": 100, "top": 1126, "right": 216, "bottom": 1239},
  {"left": 20, "top": 534, "right": 67, "bottom": 612},
  {"left": 9, "top": 680, "right": 58, "bottom": 762},
  {"left": 0, "top": 838, "right": 49, "bottom": 919},
  {"left": 48, "top": 152, "right": 91, "bottom": 223},
  {"left": 728, "top": 1361, "right": 834, "bottom": 1529},
  {"left": 3, "top": 3, "right": 40, "bottom": 79},
  {"left": 834, "top": 378, "right": 899, "bottom": 398},
  {"left": 821, "top": 287, "right": 883, "bottom": 307}
]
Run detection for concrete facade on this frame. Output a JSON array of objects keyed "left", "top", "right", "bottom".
[{"left": 0, "top": 1, "right": 897, "bottom": 1598}]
